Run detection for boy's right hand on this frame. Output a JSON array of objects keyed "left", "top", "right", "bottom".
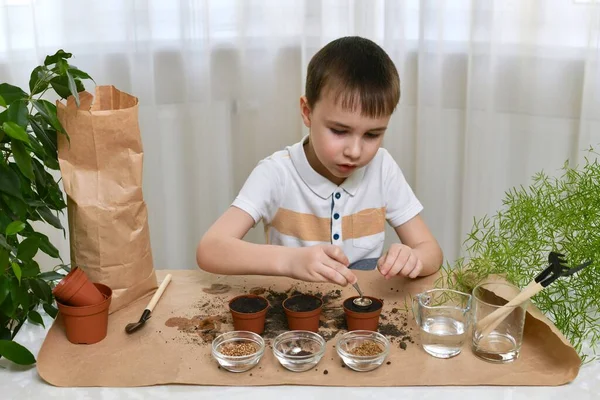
[{"left": 283, "top": 245, "right": 357, "bottom": 286}]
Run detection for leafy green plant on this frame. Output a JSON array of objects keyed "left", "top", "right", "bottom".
[
  {"left": 437, "top": 147, "right": 600, "bottom": 363},
  {"left": 0, "top": 50, "right": 92, "bottom": 365}
]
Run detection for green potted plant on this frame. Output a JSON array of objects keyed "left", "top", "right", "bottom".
[
  {"left": 0, "top": 50, "right": 92, "bottom": 365},
  {"left": 437, "top": 148, "right": 600, "bottom": 363}
]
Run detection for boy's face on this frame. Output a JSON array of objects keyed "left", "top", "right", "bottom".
[{"left": 300, "top": 90, "right": 390, "bottom": 185}]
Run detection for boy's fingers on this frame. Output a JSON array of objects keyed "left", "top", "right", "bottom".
[
  {"left": 319, "top": 262, "right": 350, "bottom": 286},
  {"left": 377, "top": 253, "right": 387, "bottom": 270},
  {"left": 379, "top": 247, "right": 400, "bottom": 275},
  {"left": 408, "top": 259, "right": 423, "bottom": 279},
  {"left": 323, "top": 259, "right": 356, "bottom": 285},
  {"left": 397, "top": 247, "right": 412, "bottom": 270},
  {"left": 396, "top": 253, "right": 417, "bottom": 277},
  {"left": 323, "top": 245, "right": 349, "bottom": 266}
]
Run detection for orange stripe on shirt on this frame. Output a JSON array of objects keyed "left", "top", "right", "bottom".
[
  {"left": 269, "top": 207, "right": 386, "bottom": 242},
  {"left": 342, "top": 207, "right": 386, "bottom": 239},
  {"left": 270, "top": 208, "right": 331, "bottom": 242}
]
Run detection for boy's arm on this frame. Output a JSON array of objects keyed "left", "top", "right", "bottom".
[
  {"left": 392, "top": 214, "right": 443, "bottom": 276},
  {"left": 196, "top": 206, "right": 356, "bottom": 285},
  {"left": 196, "top": 206, "right": 290, "bottom": 276},
  {"left": 379, "top": 150, "right": 442, "bottom": 278}
]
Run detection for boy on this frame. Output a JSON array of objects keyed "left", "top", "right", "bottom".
[{"left": 196, "top": 36, "right": 443, "bottom": 287}]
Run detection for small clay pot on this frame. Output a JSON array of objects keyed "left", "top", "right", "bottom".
[
  {"left": 343, "top": 296, "right": 383, "bottom": 332},
  {"left": 229, "top": 294, "right": 269, "bottom": 334},
  {"left": 57, "top": 283, "right": 112, "bottom": 344},
  {"left": 52, "top": 267, "right": 104, "bottom": 307},
  {"left": 282, "top": 294, "right": 323, "bottom": 332}
]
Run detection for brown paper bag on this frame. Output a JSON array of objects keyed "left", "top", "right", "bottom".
[{"left": 57, "top": 85, "right": 157, "bottom": 313}]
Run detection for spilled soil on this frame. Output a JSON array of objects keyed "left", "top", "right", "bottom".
[
  {"left": 163, "top": 284, "right": 414, "bottom": 350},
  {"left": 202, "top": 283, "right": 231, "bottom": 294},
  {"left": 164, "top": 314, "right": 227, "bottom": 342}
]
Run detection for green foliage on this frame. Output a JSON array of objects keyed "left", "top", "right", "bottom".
[
  {"left": 0, "top": 50, "right": 92, "bottom": 365},
  {"left": 437, "top": 148, "right": 600, "bottom": 364}
]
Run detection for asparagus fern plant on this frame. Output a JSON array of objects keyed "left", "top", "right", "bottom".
[{"left": 438, "top": 148, "right": 600, "bottom": 363}]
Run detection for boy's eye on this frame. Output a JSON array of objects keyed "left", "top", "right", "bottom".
[
  {"left": 365, "top": 133, "right": 381, "bottom": 139},
  {"left": 330, "top": 128, "right": 347, "bottom": 135}
]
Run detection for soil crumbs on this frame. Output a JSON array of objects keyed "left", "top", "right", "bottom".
[{"left": 163, "top": 285, "right": 415, "bottom": 351}]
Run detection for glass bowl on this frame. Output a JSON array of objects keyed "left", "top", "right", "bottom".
[
  {"left": 336, "top": 330, "right": 390, "bottom": 372},
  {"left": 211, "top": 331, "right": 265, "bottom": 372},
  {"left": 272, "top": 330, "right": 326, "bottom": 372}
]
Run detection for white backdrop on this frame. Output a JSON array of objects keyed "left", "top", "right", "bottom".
[{"left": 1, "top": 0, "right": 599, "bottom": 271}]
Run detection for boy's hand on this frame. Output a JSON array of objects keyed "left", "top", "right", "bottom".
[
  {"left": 285, "top": 245, "right": 357, "bottom": 286},
  {"left": 377, "top": 244, "right": 423, "bottom": 279}
]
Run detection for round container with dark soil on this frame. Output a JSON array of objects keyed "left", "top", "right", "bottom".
[
  {"left": 282, "top": 294, "right": 323, "bottom": 332},
  {"left": 343, "top": 296, "right": 383, "bottom": 332},
  {"left": 228, "top": 294, "right": 269, "bottom": 334}
]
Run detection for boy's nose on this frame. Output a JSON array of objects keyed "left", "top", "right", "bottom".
[{"left": 344, "top": 138, "right": 361, "bottom": 160}]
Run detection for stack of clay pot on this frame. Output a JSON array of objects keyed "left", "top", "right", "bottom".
[{"left": 52, "top": 267, "right": 112, "bottom": 344}]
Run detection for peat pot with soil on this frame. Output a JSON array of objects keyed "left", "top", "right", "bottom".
[
  {"left": 228, "top": 294, "right": 269, "bottom": 334},
  {"left": 343, "top": 296, "right": 383, "bottom": 331},
  {"left": 282, "top": 294, "right": 323, "bottom": 332}
]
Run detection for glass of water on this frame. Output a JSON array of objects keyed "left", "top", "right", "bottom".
[
  {"left": 412, "top": 289, "right": 472, "bottom": 358},
  {"left": 471, "top": 282, "right": 528, "bottom": 363}
]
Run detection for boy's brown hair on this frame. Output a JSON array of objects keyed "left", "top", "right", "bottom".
[{"left": 305, "top": 36, "right": 400, "bottom": 118}]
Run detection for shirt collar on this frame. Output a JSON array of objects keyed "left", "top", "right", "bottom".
[{"left": 288, "top": 135, "right": 366, "bottom": 200}]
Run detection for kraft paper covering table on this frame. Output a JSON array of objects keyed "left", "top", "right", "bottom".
[{"left": 36, "top": 270, "right": 580, "bottom": 388}]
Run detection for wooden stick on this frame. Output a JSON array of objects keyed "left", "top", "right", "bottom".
[
  {"left": 475, "top": 280, "right": 535, "bottom": 328},
  {"left": 146, "top": 274, "right": 172, "bottom": 312},
  {"left": 476, "top": 281, "right": 543, "bottom": 337}
]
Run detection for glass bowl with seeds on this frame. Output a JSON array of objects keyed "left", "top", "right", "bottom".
[
  {"left": 211, "top": 331, "right": 265, "bottom": 372},
  {"left": 272, "top": 330, "right": 326, "bottom": 372},
  {"left": 336, "top": 330, "right": 390, "bottom": 372}
]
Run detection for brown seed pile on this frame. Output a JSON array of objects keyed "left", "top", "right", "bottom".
[
  {"left": 348, "top": 341, "right": 383, "bottom": 356},
  {"left": 219, "top": 341, "right": 257, "bottom": 356}
]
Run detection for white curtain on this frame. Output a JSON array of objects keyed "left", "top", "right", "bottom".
[{"left": 1, "top": 0, "right": 599, "bottom": 271}]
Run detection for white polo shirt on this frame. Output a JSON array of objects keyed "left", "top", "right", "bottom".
[{"left": 231, "top": 135, "right": 423, "bottom": 263}]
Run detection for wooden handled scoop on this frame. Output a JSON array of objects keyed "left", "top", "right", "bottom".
[
  {"left": 476, "top": 252, "right": 592, "bottom": 337},
  {"left": 125, "top": 274, "right": 172, "bottom": 334}
]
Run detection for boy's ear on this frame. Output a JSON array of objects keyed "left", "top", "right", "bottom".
[{"left": 300, "top": 96, "right": 311, "bottom": 128}]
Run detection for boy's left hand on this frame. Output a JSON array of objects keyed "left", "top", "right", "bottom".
[{"left": 377, "top": 244, "right": 423, "bottom": 279}]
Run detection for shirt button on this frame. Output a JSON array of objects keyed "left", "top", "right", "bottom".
[
  {"left": 333, "top": 233, "right": 340, "bottom": 240},
  {"left": 335, "top": 192, "right": 341, "bottom": 199},
  {"left": 333, "top": 213, "right": 340, "bottom": 220}
]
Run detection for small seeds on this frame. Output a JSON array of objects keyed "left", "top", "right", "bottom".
[
  {"left": 349, "top": 341, "right": 383, "bottom": 356},
  {"left": 220, "top": 341, "right": 257, "bottom": 356}
]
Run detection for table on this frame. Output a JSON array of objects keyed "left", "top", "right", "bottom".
[{"left": 1, "top": 314, "right": 599, "bottom": 400}]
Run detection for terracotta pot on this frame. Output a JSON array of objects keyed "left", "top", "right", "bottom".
[
  {"left": 343, "top": 296, "right": 383, "bottom": 332},
  {"left": 52, "top": 267, "right": 104, "bottom": 307},
  {"left": 57, "top": 283, "right": 112, "bottom": 344},
  {"left": 282, "top": 294, "right": 323, "bottom": 332},
  {"left": 228, "top": 294, "right": 269, "bottom": 334}
]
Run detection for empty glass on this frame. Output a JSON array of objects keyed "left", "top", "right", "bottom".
[
  {"left": 412, "top": 289, "right": 472, "bottom": 358},
  {"left": 471, "top": 282, "right": 528, "bottom": 363}
]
